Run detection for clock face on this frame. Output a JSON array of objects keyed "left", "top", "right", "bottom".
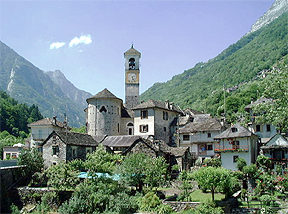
[{"left": 127, "top": 73, "right": 137, "bottom": 83}]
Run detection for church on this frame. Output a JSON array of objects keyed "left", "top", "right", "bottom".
[{"left": 85, "top": 45, "right": 183, "bottom": 145}]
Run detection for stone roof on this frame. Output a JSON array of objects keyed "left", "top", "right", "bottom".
[
  {"left": 245, "top": 97, "right": 273, "bottom": 110},
  {"left": 132, "top": 100, "right": 182, "bottom": 113},
  {"left": 43, "top": 131, "right": 99, "bottom": 147},
  {"left": 102, "top": 135, "right": 146, "bottom": 148},
  {"left": 124, "top": 45, "right": 141, "bottom": 56},
  {"left": 121, "top": 108, "right": 134, "bottom": 118},
  {"left": 184, "top": 108, "right": 204, "bottom": 116},
  {"left": 87, "top": 88, "right": 122, "bottom": 102},
  {"left": 179, "top": 118, "right": 222, "bottom": 133},
  {"left": 28, "top": 118, "right": 66, "bottom": 128},
  {"left": 261, "top": 134, "right": 288, "bottom": 149},
  {"left": 214, "top": 123, "right": 255, "bottom": 139}
]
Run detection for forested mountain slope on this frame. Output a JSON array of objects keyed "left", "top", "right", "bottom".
[
  {"left": 0, "top": 41, "right": 89, "bottom": 127},
  {"left": 141, "top": 12, "right": 288, "bottom": 115}
]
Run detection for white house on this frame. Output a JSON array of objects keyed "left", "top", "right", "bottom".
[
  {"left": 28, "top": 117, "right": 68, "bottom": 149},
  {"left": 214, "top": 123, "right": 259, "bottom": 170},
  {"left": 132, "top": 100, "right": 183, "bottom": 144},
  {"left": 245, "top": 97, "right": 277, "bottom": 144}
]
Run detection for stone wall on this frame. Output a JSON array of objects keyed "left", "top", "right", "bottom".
[
  {"left": 163, "top": 201, "right": 200, "bottom": 212},
  {"left": 87, "top": 98, "right": 122, "bottom": 136}
]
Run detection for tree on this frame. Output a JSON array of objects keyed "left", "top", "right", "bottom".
[
  {"left": 254, "top": 60, "right": 288, "bottom": 132},
  {"left": 193, "top": 167, "right": 236, "bottom": 201},
  {"left": 117, "top": 153, "right": 168, "bottom": 192},
  {"left": 236, "top": 157, "right": 247, "bottom": 171},
  {"left": 18, "top": 148, "right": 44, "bottom": 183},
  {"left": 85, "top": 144, "right": 122, "bottom": 175},
  {"left": 46, "top": 161, "right": 80, "bottom": 190}
]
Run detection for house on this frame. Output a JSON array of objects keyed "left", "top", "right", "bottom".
[
  {"left": 179, "top": 117, "right": 225, "bottom": 160},
  {"left": 42, "top": 131, "right": 99, "bottom": 167},
  {"left": 3, "top": 143, "right": 25, "bottom": 160},
  {"left": 245, "top": 97, "right": 277, "bottom": 144},
  {"left": 132, "top": 100, "right": 183, "bottom": 144},
  {"left": 261, "top": 134, "right": 288, "bottom": 168},
  {"left": 28, "top": 117, "right": 68, "bottom": 149},
  {"left": 214, "top": 123, "right": 259, "bottom": 170}
]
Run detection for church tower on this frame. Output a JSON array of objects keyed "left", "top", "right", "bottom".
[{"left": 124, "top": 45, "right": 141, "bottom": 109}]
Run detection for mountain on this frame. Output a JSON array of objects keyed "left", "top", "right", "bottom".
[
  {"left": 46, "top": 70, "right": 92, "bottom": 111},
  {"left": 0, "top": 41, "right": 88, "bottom": 127},
  {"left": 250, "top": 0, "right": 288, "bottom": 33},
  {"left": 141, "top": 11, "right": 288, "bottom": 115}
]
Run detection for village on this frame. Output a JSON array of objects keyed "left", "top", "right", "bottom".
[{"left": 1, "top": 45, "right": 288, "bottom": 214}]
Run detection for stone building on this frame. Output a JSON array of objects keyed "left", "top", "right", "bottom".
[
  {"left": 132, "top": 100, "right": 183, "bottom": 144},
  {"left": 28, "top": 117, "right": 67, "bottom": 149},
  {"left": 42, "top": 131, "right": 98, "bottom": 167},
  {"left": 179, "top": 117, "right": 225, "bottom": 160},
  {"left": 86, "top": 88, "right": 134, "bottom": 137},
  {"left": 214, "top": 123, "right": 259, "bottom": 170},
  {"left": 124, "top": 45, "right": 141, "bottom": 109}
]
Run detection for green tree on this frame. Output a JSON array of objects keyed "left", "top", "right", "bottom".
[
  {"left": 18, "top": 148, "right": 44, "bottom": 183},
  {"left": 46, "top": 161, "right": 80, "bottom": 190},
  {"left": 85, "top": 144, "right": 122, "bottom": 174},
  {"left": 236, "top": 157, "right": 247, "bottom": 171},
  {"left": 254, "top": 59, "right": 288, "bottom": 132},
  {"left": 193, "top": 167, "right": 237, "bottom": 201}
]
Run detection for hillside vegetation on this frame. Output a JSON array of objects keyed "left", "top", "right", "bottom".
[
  {"left": 0, "top": 91, "right": 43, "bottom": 137},
  {"left": 141, "top": 12, "right": 288, "bottom": 121}
]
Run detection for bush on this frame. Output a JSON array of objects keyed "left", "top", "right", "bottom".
[
  {"left": 139, "top": 192, "right": 161, "bottom": 211},
  {"left": 156, "top": 203, "right": 173, "bottom": 214},
  {"left": 203, "top": 158, "right": 221, "bottom": 167},
  {"left": 10, "top": 204, "right": 20, "bottom": 214},
  {"left": 236, "top": 157, "right": 247, "bottom": 171}
]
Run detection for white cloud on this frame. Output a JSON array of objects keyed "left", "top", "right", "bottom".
[
  {"left": 69, "top": 34, "right": 92, "bottom": 47},
  {"left": 49, "top": 42, "right": 65, "bottom": 49}
]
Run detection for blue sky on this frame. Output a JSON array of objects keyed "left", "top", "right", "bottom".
[{"left": 0, "top": 0, "right": 274, "bottom": 99}]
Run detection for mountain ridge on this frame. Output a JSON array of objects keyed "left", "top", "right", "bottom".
[{"left": 0, "top": 41, "right": 89, "bottom": 127}]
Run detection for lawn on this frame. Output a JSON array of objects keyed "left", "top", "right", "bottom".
[{"left": 188, "top": 189, "right": 225, "bottom": 202}]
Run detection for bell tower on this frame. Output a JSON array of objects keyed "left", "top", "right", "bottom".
[{"left": 124, "top": 45, "right": 141, "bottom": 109}]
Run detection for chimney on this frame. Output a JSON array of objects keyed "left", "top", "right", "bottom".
[{"left": 53, "top": 116, "right": 57, "bottom": 126}]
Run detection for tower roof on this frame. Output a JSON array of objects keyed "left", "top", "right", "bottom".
[
  {"left": 87, "top": 88, "right": 122, "bottom": 102},
  {"left": 124, "top": 44, "right": 141, "bottom": 57}
]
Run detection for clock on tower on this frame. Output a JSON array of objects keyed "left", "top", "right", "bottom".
[{"left": 124, "top": 45, "right": 141, "bottom": 109}]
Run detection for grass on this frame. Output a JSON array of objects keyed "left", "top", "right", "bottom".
[{"left": 188, "top": 189, "right": 225, "bottom": 203}]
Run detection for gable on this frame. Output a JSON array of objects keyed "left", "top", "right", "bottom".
[{"left": 266, "top": 134, "right": 288, "bottom": 147}]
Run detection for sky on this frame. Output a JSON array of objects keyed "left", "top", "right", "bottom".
[{"left": 0, "top": 0, "right": 274, "bottom": 100}]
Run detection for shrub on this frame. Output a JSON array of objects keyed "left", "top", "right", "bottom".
[{"left": 139, "top": 192, "right": 161, "bottom": 211}]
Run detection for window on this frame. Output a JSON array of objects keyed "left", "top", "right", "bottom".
[
  {"left": 127, "top": 122, "right": 134, "bottom": 135},
  {"left": 52, "top": 146, "right": 59, "bottom": 155},
  {"left": 72, "top": 147, "right": 77, "bottom": 157},
  {"left": 266, "top": 124, "right": 271, "bottom": 132},
  {"left": 207, "top": 133, "right": 211, "bottom": 138},
  {"left": 141, "top": 110, "right": 148, "bottom": 119},
  {"left": 164, "top": 127, "right": 167, "bottom": 132},
  {"left": 207, "top": 144, "right": 213, "bottom": 150},
  {"left": 100, "top": 106, "right": 107, "bottom": 113},
  {"left": 6, "top": 153, "right": 11, "bottom": 159},
  {"left": 129, "top": 58, "right": 136, "bottom": 70},
  {"left": 233, "top": 156, "right": 239, "bottom": 163},
  {"left": 163, "top": 111, "right": 168, "bottom": 120},
  {"left": 118, "top": 123, "right": 120, "bottom": 133},
  {"left": 140, "top": 125, "right": 148, "bottom": 133},
  {"left": 38, "top": 129, "right": 43, "bottom": 139},
  {"left": 256, "top": 125, "right": 261, "bottom": 132},
  {"left": 183, "top": 135, "right": 190, "bottom": 141},
  {"left": 231, "top": 127, "right": 238, "bottom": 133},
  {"left": 232, "top": 141, "right": 240, "bottom": 149},
  {"left": 86, "top": 147, "right": 92, "bottom": 154}
]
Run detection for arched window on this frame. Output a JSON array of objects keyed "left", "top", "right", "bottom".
[
  {"left": 129, "top": 58, "right": 135, "bottom": 70},
  {"left": 100, "top": 106, "right": 107, "bottom": 113},
  {"left": 127, "top": 122, "right": 134, "bottom": 135}
]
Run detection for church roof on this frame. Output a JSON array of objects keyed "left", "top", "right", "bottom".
[
  {"left": 132, "top": 99, "right": 182, "bottom": 113},
  {"left": 102, "top": 135, "right": 144, "bottom": 148},
  {"left": 124, "top": 45, "right": 141, "bottom": 56},
  {"left": 87, "top": 88, "right": 122, "bottom": 102},
  {"left": 214, "top": 123, "right": 256, "bottom": 139}
]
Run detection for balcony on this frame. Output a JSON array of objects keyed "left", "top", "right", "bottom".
[{"left": 214, "top": 144, "right": 249, "bottom": 153}]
